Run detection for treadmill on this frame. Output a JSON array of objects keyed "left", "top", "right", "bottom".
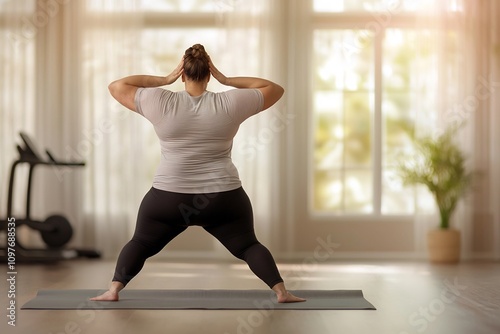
[{"left": 0, "top": 132, "right": 100, "bottom": 262}]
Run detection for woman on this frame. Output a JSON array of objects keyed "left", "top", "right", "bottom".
[{"left": 91, "top": 44, "right": 304, "bottom": 303}]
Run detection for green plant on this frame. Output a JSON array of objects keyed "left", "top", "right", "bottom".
[{"left": 398, "top": 126, "right": 473, "bottom": 229}]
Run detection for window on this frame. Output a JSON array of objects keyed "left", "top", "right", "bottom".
[
  {"left": 312, "top": 29, "right": 375, "bottom": 213},
  {"left": 310, "top": 0, "right": 463, "bottom": 215}
]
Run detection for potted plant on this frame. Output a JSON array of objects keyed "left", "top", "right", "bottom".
[{"left": 398, "top": 125, "right": 473, "bottom": 263}]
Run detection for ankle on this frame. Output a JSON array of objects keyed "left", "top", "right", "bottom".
[
  {"left": 271, "top": 282, "right": 287, "bottom": 296},
  {"left": 109, "top": 282, "right": 124, "bottom": 294}
]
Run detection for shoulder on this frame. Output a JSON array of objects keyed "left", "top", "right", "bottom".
[
  {"left": 135, "top": 88, "right": 180, "bottom": 121},
  {"left": 215, "top": 89, "right": 263, "bottom": 106},
  {"left": 214, "top": 89, "right": 264, "bottom": 122},
  {"left": 136, "top": 87, "right": 175, "bottom": 99},
  {"left": 135, "top": 88, "right": 179, "bottom": 108},
  {"left": 217, "top": 88, "right": 263, "bottom": 98}
]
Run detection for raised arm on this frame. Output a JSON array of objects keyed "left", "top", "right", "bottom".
[
  {"left": 209, "top": 59, "right": 284, "bottom": 111},
  {"left": 108, "top": 59, "right": 184, "bottom": 112}
]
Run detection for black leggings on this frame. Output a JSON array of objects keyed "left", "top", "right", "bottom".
[{"left": 113, "top": 187, "right": 283, "bottom": 289}]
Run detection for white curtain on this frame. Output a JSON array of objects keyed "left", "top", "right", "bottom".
[
  {"left": 412, "top": 0, "right": 500, "bottom": 259},
  {"left": 70, "top": 0, "right": 149, "bottom": 257},
  {"left": 0, "top": 1, "right": 36, "bottom": 224},
  {"left": 0, "top": 0, "right": 65, "bottom": 248}
]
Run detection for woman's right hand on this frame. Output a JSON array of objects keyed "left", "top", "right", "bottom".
[
  {"left": 208, "top": 55, "right": 284, "bottom": 111},
  {"left": 209, "top": 57, "right": 228, "bottom": 85}
]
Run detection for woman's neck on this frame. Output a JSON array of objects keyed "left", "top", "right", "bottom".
[{"left": 185, "top": 80, "right": 207, "bottom": 97}]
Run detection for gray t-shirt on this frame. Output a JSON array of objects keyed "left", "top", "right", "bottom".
[{"left": 135, "top": 87, "right": 264, "bottom": 193}]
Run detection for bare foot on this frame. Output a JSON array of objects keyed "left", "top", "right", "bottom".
[
  {"left": 272, "top": 282, "right": 306, "bottom": 303},
  {"left": 276, "top": 291, "right": 306, "bottom": 303},
  {"left": 90, "top": 290, "right": 119, "bottom": 301},
  {"left": 90, "top": 281, "right": 124, "bottom": 301}
]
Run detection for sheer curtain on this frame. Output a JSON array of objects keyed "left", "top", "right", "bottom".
[
  {"left": 76, "top": 1, "right": 149, "bottom": 258},
  {"left": 0, "top": 0, "right": 64, "bottom": 248},
  {"left": 54, "top": 0, "right": 149, "bottom": 257},
  {"left": 0, "top": 1, "right": 36, "bottom": 224},
  {"left": 412, "top": 0, "right": 499, "bottom": 259}
]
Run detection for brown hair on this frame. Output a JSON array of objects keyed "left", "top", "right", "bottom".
[{"left": 183, "top": 44, "right": 210, "bottom": 82}]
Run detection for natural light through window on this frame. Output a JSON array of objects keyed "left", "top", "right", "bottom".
[
  {"left": 312, "top": 29, "right": 374, "bottom": 214},
  {"left": 311, "top": 1, "right": 463, "bottom": 215}
]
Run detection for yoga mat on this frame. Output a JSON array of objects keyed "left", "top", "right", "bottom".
[{"left": 21, "top": 289, "right": 375, "bottom": 310}]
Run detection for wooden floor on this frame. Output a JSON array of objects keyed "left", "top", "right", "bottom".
[{"left": 1, "top": 258, "right": 499, "bottom": 334}]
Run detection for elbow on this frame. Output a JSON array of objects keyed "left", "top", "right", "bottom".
[
  {"left": 108, "top": 81, "right": 118, "bottom": 96},
  {"left": 273, "top": 84, "right": 285, "bottom": 103},
  {"left": 277, "top": 84, "right": 285, "bottom": 98},
  {"left": 261, "top": 84, "right": 285, "bottom": 111},
  {"left": 108, "top": 80, "right": 124, "bottom": 101}
]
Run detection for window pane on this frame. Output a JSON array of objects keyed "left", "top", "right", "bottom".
[
  {"left": 313, "top": 169, "right": 372, "bottom": 213},
  {"left": 344, "top": 170, "right": 373, "bottom": 213},
  {"left": 344, "top": 92, "right": 372, "bottom": 166},
  {"left": 313, "top": 0, "right": 464, "bottom": 12},
  {"left": 312, "top": 29, "right": 374, "bottom": 213},
  {"left": 313, "top": 170, "right": 342, "bottom": 211}
]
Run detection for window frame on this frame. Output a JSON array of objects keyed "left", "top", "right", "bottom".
[{"left": 308, "top": 7, "right": 464, "bottom": 218}]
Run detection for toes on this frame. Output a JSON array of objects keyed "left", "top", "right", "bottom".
[
  {"left": 276, "top": 292, "right": 306, "bottom": 303},
  {"left": 89, "top": 292, "right": 119, "bottom": 301}
]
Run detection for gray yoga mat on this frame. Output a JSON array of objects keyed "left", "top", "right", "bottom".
[{"left": 21, "top": 289, "right": 376, "bottom": 310}]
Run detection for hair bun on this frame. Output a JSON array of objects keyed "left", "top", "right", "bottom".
[
  {"left": 183, "top": 44, "right": 210, "bottom": 81},
  {"left": 186, "top": 44, "right": 207, "bottom": 60}
]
